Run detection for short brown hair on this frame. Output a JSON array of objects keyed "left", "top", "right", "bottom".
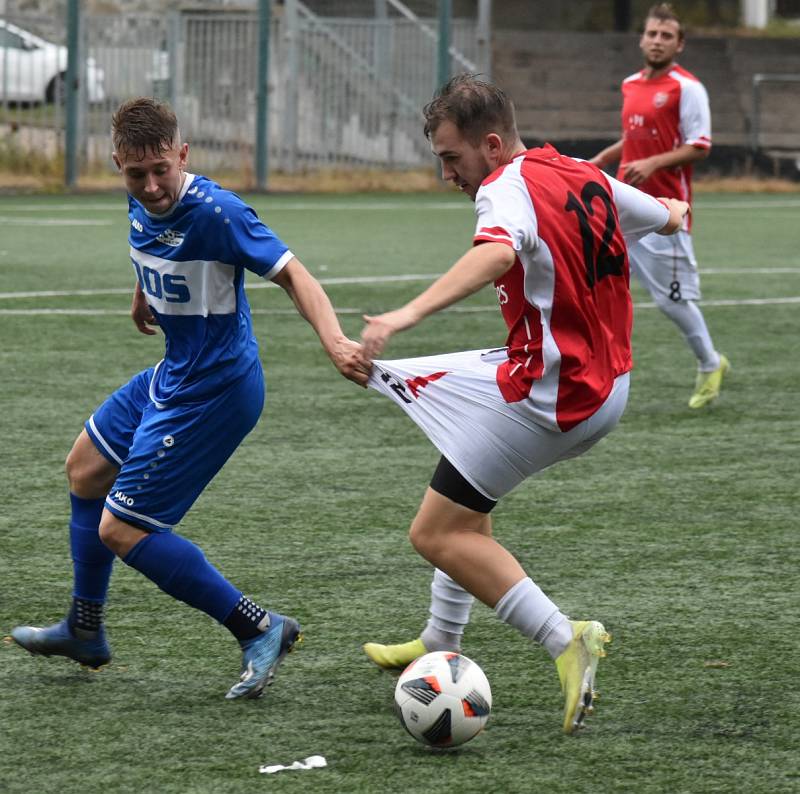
[
  {"left": 112, "top": 97, "right": 179, "bottom": 158},
  {"left": 645, "top": 3, "right": 684, "bottom": 40},
  {"left": 423, "top": 74, "right": 518, "bottom": 146}
]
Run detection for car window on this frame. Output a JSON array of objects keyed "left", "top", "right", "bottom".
[{"left": 0, "top": 29, "right": 25, "bottom": 49}]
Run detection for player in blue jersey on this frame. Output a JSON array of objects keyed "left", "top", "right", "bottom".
[{"left": 8, "top": 97, "right": 369, "bottom": 699}]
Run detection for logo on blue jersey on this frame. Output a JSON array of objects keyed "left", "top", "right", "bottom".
[
  {"left": 156, "top": 229, "right": 185, "bottom": 248},
  {"left": 113, "top": 490, "right": 135, "bottom": 507},
  {"left": 131, "top": 217, "right": 143, "bottom": 233}
]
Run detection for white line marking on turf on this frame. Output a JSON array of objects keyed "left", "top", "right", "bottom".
[
  {"left": 0, "top": 288, "right": 134, "bottom": 299},
  {"left": 693, "top": 199, "right": 800, "bottom": 210},
  {"left": 2, "top": 198, "right": 799, "bottom": 213},
  {"left": 0, "top": 274, "right": 444, "bottom": 300},
  {"left": 275, "top": 273, "right": 444, "bottom": 286},
  {"left": 0, "top": 308, "right": 132, "bottom": 315},
  {"left": 0, "top": 203, "right": 128, "bottom": 212},
  {"left": 2, "top": 296, "right": 799, "bottom": 317},
  {"left": 698, "top": 268, "right": 800, "bottom": 274},
  {"left": 0, "top": 216, "right": 113, "bottom": 226},
  {"left": 304, "top": 296, "right": 800, "bottom": 313},
  {"left": 1, "top": 268, "right": 798, "bottom": 301},
  {"left": 0, "top": 201, "right": 469, "bottom": 213},
  {"left": 648, "top": 296, "right": 800, "bottom": 307},
  {"left": 247, "top": 199, "right": 800, "bottom": 211}
]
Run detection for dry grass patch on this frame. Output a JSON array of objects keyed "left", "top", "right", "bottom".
[{"left": 695, "top": 175, "right": 800, "bottom": 193}]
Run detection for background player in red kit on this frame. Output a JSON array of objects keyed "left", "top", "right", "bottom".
[
  {"left": 359, "top": 74, "right": 689, "bottom": 734},
  {"left": 591, "top": 3, "right": 729, "bottom": 409}
]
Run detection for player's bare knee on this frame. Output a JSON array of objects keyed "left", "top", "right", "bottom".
[
  {"left": 97, "top": 517, "right": 120, "bottom": 553},
  {"left": 408, "top": 522, "right": 443, "bottom": 559},
  {"left": 408, "top": 522, "right": 427, "bottom": 554},
  {"left": 99, "top": 514, "right": 149, "bottom": 558},
  {"left": 66, "top": 432, "right": 117, "bottom": 497},
  {"left": 66, "top": 456, "right": 116, "bottom": 497},
  {"left": 65, "top": 449, "right": 89, "bottom": 492},
  {"left": 98, "top": 514, "right": 133, "bottom": 554}
]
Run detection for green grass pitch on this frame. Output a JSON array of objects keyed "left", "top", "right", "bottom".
[{"left": 0, "top": 191, "right": 798, "bottom": 793}]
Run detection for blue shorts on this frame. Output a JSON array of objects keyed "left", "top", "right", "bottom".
[{"left": 86, "top": 361, "right": 265, "bottom": 532}]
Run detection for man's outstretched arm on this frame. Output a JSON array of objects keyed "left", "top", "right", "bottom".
[
  {"left": 271, "top": 257, "right": 370, "bottom": 387},
  {"left": 656, "top": 197, "right": 691, "bottom": 234},
  {"left": 361, "top": 242, "right": 516, "bottom": 360}
]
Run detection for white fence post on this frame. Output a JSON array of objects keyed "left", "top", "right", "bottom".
[{"left": 741, "top": 0, "right": 770, "bottom": 28}]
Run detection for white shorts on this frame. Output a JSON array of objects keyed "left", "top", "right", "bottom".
[
  {"left": 368, "top": 348, "right": 630, "bottom": 501},
  {"left": 628, "top": 229, "right": 701, "bottom": 302}
]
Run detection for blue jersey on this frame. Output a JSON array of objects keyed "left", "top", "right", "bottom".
[{"left": 127, "top": 173, "right": 292, "bottom": 405}]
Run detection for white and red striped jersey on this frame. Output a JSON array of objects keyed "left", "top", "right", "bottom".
[
  {"left": 473, "top": 145, "right": 668, "bottom": 431},
  {"left": 618, "top": 64, "right": 711, "bottom": 207}
]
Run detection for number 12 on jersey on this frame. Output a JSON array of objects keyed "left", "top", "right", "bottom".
[{"left": 564, "top": 181, "right": 625, "bottom": 290}]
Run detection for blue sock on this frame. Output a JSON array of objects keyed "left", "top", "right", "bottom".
[
  {"left": 69, "top": 493, "right": 115, "bottom": 602},
  {"left": 122, "top": 532, "right": 241, "bottom": 624}
]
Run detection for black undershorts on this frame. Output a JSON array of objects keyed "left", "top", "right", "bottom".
[{"left": 429, "top": 456, "right": 497, "bottom": 514}]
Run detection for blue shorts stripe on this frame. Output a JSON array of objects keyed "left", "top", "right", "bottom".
[
  {"left": 105, "top": 497, "right": 174, "bottom": 532},
  {"left": 86, "top": 414, "right": 125, "bottom": 466}
]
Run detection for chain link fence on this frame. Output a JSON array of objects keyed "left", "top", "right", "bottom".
[{"left": 1, "top": 4, "right": 485, "bottom": 183}]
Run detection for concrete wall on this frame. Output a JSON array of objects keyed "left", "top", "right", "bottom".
[{"left": 492, "top": 30, "right": 800, "bottom": 158}]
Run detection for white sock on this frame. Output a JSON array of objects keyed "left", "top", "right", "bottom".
[
  {"left": 494, "top": 577, "right": 573, "bottom": 659},
  {"left": 657, "top": 298, "right": 720, "bottom": 372},
  {"left": 420, "top": 568, "right": 474, "bottom": 652}
]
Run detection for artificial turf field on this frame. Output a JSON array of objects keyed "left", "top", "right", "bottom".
[{"left": 0, "top": 191, "right": 798, "bottom": 793}]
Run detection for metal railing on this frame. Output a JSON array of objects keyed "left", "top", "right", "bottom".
[
  {"left": 1, "top": 6, "right": 484, "bottom": 183},
  {"left": 750, "top": 72, "right": 800, "bottom": 152}
]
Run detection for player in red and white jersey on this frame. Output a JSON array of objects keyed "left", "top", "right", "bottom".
[
  {"left": 359, "top": 75, "right": 689, "bottom": 734},
  {"left": 591, "top": 2, "right": 729, "bottom": 409},
  {"left": 618, "top": 63, "right": 710, "bottom": 208}
]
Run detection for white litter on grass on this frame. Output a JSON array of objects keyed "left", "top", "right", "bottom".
[{"left": 258, "top": 755, "right": 327, "bottom": 775}]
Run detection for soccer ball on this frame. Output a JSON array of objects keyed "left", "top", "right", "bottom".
[{"left": 394, "top": 651, "right": 492, "bottom": 748}]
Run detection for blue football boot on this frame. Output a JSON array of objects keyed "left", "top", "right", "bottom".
[
  {"left": 225, "top": 612, "right": 301, "bottom": 700},
  {"left": 7, "top": 619, "right": 111, "bottom": 669}
]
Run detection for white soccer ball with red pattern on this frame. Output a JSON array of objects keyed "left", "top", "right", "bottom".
[{"left": 394, "top": 651, "right": 492, "bottom": 747}]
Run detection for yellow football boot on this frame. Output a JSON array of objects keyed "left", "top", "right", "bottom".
[
  {"left": 689, "top": 354, "right": 730, "bottom": 409},
  {"left": 363, "top": 638, "right": 427, "bottom": 670},
  {"left": 555, "top": 620, "right": 611, "bottom": 734}
]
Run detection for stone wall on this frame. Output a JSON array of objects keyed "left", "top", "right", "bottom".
[{"left": 493, "top": 29, "right": 800, "bottom": 149}]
